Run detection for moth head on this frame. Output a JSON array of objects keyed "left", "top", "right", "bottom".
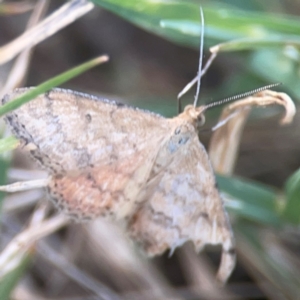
[{"left": 182, "top": 104, "right": 206, "bottom": 129}]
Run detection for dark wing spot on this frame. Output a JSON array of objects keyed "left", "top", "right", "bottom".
[
  {"left": 175, "top": 127, "right": 181, "bottom": 135},
  {"left": 226, "top": 248, "right": 236, "bottom": 256},
  {"left": 199, "top": 212, "right": 209, "bottom": 220},
  {"left": 2, "top": 94, "right": 10, "bottom": 105},
  {"left": 6, "top": 115, "right": 12, "bottom": 123},
  {"left": 116, "top": 102, "right": 125, "bottom": 107},
  {"left": 55, "top": 174, "right": 64, "bottom": 180},
  {"left": 214, "top": 181, "right": 219, "bottom": 190},
  {"left": 85, "top": 113, "right": 92, "bottom": 122}
]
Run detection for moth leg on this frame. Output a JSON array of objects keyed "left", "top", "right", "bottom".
[{"left": 0, "top": 178, "right": 49, "bottom": 192}]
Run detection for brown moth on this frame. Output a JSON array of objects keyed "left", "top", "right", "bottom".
[
  {"left": 2, "top": 87, "right": 235, "bottom": 283},
  {"left": 1, "top": 7, "right": 237, "bottom": 283}
]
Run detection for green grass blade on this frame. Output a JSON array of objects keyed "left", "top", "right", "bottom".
[
  {"left": 0, "top": 255, "right": 32, "bottom": 300},
  {"left": 0, "top": 158, "right": 10, "bottom": 213},
  {"left": 0, "top": 137, "right": 19, "bottom": 154},
  {"left": 217, "top": 175, "right": 281, "bottom": 226},
  {"left": 91, "top": 1, "right": 300, "bottom": 98},
  {"left": 91, "top": 0, "right": 300, "bottom": 49},
  {"left": 0, "top": 128, "right": 11, "bottom": 213},
  {"left": 282, "top": 168, "right": 300, "bottom": 224},
  {"left": 248, "top": 49, "right": 300, "bottom": 99},
  {"left": 0, "top": 55, "right": 109, "bottom": 117}
]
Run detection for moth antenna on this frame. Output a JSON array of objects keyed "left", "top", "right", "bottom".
[
  {"left": 193, "top": 6, "right": 205, "bottom": 108},
  {"left": 177, "top": 7, "right": 205, "bottom": 112},
  {"left": 203, "top": 82, "right": 282, "bottom": 111}
]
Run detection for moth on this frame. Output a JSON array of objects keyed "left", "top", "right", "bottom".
[
  {"left": 1, "top": 87, "right": 235, "bottom": 283},
  {"left": 0, "top": 8, "right": 236, "bottom": 284}
]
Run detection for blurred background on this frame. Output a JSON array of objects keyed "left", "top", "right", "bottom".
[{"left": 0, "top": 0, "right": 300, "bottom": 299}]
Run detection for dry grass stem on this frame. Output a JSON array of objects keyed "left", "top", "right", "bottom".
[
  {"left": 86, "top": 220, "right": 179, "bottom": 299},
  {"left": 209, "top": 90, "right": 296, "bottom": 175},
  {"left": 236, "top": 230, "right": 300, "bottom": 300},
  {"left": 2, "top": 189, "right": 43, "bottom": 213},
  {"left": 0, "top": 0, "right": 94, "bottom": 65},
  {"left": 36, "top": 241, "right": 122, "bottom": 300},
  {"left": 0, "top": 178, "right": 49, "bottom": 192},
  {"left": 0, "top": 1, "right": 35, "bottom": 15},
  {"left": 1, "top": 0, "right": 49, "bottom": 96},
  {"left": 178, "top": 244, "right": 238, "bottom": 300},
  {"left": 8, "top": 168, "right": 47, "bottom": 181},
  {"left": 0, "top": 214, "right": 68, "bottom": 278}
]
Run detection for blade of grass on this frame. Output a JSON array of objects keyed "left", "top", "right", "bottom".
[
  {"left": 0, "top": 158, "right": 10, "bottom": 212},
  {"left": 282, "top": 168, "right": 300, "bottom": 224},
  {"left": 0, "top": 1, "right": 34, "bottom": 15},
  {"left": 91, "top": 0, "right": 300, "bottom": 49},
  {"left": 217, "top": 175, "right": 281, "bottom": 226},
  {"left": 0, "top": 123, "right": 11, "bottom": 212},
  {"left": 0, "top": 0, "right": 94, "bottom": 65},
  {"left": 209, "top": 36, "right": 300, "bottom": 52},
  {"left": 0, "top": 55, "right": 109, "bottom": 117},
  {"left": 248, "top": 49, "right": 300, "bottom": 99},
  {"left": 91, "top": 0, "right": 300, "bottom": 103},
  {"left": 1, "top": 0, "right": 49, "bottom": 96},
  {"left": 0, "top": 255, "right": 32, "bottom": 300},
  {"left": 0, "top": 137, "right": 19, "bottom": 154}
]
